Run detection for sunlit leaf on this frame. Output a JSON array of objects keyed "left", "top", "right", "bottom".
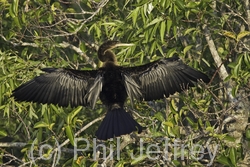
[
  {"left": 166, "top": 47, "right": 177, "bottom": 57},
  {"left": 66, "top": 106, "right": 82, "bottom": 125},
  {"left": 65, "top": 125, "right": 74, "bottom": 146},
  {"left": 166, "top": 19, "right": 172, "bottom": 34},
  {"left": 237, "top": 31, "right": 250, "bottom": 41},
  {"left": 131, "top": 154, "right": 148, "bottom": 165},
  {"left": 0, "top": 130, "right": 7, "bottom": 137},
  {"left": 160, "top": 20, "right": 166, "bottom": 42},
  {"left": 163, "top": 121, "right": 173, "bottom": 127},
  {"left": 90, "top": 161, "right": 98, "bottom": 167},
  {"left": 183, "top": 45, "right": 193, "bottom": 55},
  {"left": 115, "top": 160, "right": 125, "bottom": 167},
  {"left": 184, "top": 28, "right": 196, "bottom": 35},
  {"left": 34, "top": 121, "right": 49, "bottom": 128},
  {"left": 175, "top": 0, "right": 185, "bottom": 10},
  {"left": 154, "top": 112, "right": 165, "bottom": 122},
  {"left": 223, "top": 31, "right": 236, "bottom": 40},
  {"left": 146, "top": 17, "right": 164, "bottom": 27}
]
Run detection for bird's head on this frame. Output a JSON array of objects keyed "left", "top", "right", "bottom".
[{"left": 97, "top": 40, "right": 134, "bottom": 63}]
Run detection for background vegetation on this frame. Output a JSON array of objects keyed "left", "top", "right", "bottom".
[{"left": 0, "top": 0, "right": 250, "bottom": 166}]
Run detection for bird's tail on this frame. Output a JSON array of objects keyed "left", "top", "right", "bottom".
[{"left": 95, "top": 107, "right": 142, "bottom": 140}]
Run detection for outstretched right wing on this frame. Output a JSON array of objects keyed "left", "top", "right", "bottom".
[{"left": 122, "top": 57, "right": 210, "bottom": 101}]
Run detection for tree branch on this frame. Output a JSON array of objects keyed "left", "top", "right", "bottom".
[
  {"left": 242, "top": 0, "right": 250, "bottom": 30},
  {"left": 202, "top": 23, "right": 228, "bottom": 81}
]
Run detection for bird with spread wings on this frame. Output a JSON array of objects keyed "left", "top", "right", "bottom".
[{"left": 12, "top": 41, "right": 210, "bottom": 140}]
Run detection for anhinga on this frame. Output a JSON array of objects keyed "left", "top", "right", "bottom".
[{"left": 12, "top": 41, "right": 210, "bottom": 140}]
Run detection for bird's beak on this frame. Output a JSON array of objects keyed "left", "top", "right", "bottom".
[{"left": 114, "top": 43, "right": 135, "bottom": 47}]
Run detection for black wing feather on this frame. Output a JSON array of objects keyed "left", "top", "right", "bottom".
[
  {"left": 123, "top": 57, "right": 209, "bottom": 101},
  {"left": 12, "top": 68, "right": 99, "bottom": 107}
]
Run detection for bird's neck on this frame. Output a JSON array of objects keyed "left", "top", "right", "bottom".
[
  {"left": 99, "top": 50, "right": 118, "bottom": 67},
  {"left": 103, "top": 61, "right": 118, "bottom": 68}
]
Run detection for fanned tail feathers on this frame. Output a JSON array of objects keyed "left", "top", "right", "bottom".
[{"left": 96, "top": 107, "right": 142, "bottom": 140}]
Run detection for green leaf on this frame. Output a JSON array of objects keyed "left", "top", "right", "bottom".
[
  {"left": 10, "top": 0, "right": 19, "bottom": 17},
  {"left": 173, "top": 25, "right": 177, "bottom": 38},
  {"left": 237, "top": 31, "right": 250, "bottom": 41},
  {"left": 169, "top": 99, "right": 178, "bottom": 114},
  {"left": 154, "top": 112, "right": 165, "bottom": 122},
  {"left": 21, "top": 12, "right": 26, "bottom": 24},
  {"left": 150, "top": 23, "right": 159, "bottom": 42},
  {"left": 13, "top": 16, "right": 21, "bottom": 29},
  {"left": 146, "top": 17, "right": 164, "bottom": 27},
  {"left": 172, "top": 125, "right": 180, "bottom": 137},
  {"left": 160, "top": 21, "right": 166, "bottom": 42},
  {"left": 126, "top": 7, "right": 140, "bottom": 26},
  {"left": 186, "top": 1, "right": 198, "bottom": 8},
  {"left": 160, "top": 0, "right": 166, "bottom": 8},
  {"left": 166, "top": 19, "right": 172, "bottom": 34},
  {"left": 233, "top": 55, "right": 243, "bottom": 76},
  {"left": 229, "top": 147, "right": 236, "bottom": 165},
  {"left": 65, "top": 125, "right": 74, "bottom": 146},
  {"left": 34, "top": 121, "right": 49, "bottom": 128},
  {"left": 167, "top": 126, "right": 175, "bottom": 137},
  {"left": 90, "top": 161, "right": 98, "bottom": 167},
  {"left": 48, "top": 123, "right": 55, "bottom": 130},
  {"left": 131, "top": 154, "right": 148, "bottom": 165},
  {"left": 206, "top": 126, "right": 214, "bottom": 133},
  {"left": 246, "top": 129, "right": 250, "bottom": 140},
  {"left": 243, "top": 53, "right": 250, "bottom": 68},
  {"left": 183, "top": 45, "right": 193, "bottom": 55},
  {"left": 223, "top": 31, "right": 236, "bottom": 40},
  {"left": 216, "top": 155, "right": 231, "bottom": 166},
  {"left": 163, "top": 121, "right": 174, "bottom": 127},
  {"left": 166, "top": 48, "right": 177, "bottom": 57},
  {"left": 4, "top": 104, "right": 10, "bottom": 118},
  {"left": 48, "top": 13, "right": 53, "bottom": 24},
  {"left": 149, "top": 40, "right": 157, "bottom": 54},
  {"left": 184, "top": 28, "right": 196, "bottom": 35},
  {"left": 198, "top": 118, "right": 204, "bottom": 127},
  {"left": 223, "top": 135, "right": 236, "bottom": 142},
  {"left": 172, "top": 160, "right": 181, "bottom": 166},
  {"left": 132, "top": 7, "right": 140, "bottom": 26},
  {"left": 175, "top": 0, "right": 185, "bottom": 10},
  {"left": 67, "top": 106, "right": 82, "bottom": 124},
  {"left": 186, "top": 117, "right": 195, "bottom": 126},
  {"left": 115, "top": 161, "right": 125, "bottom": 167},
  {"left": 232, "top": 84, "right": 239, "bottom": 97},
  {"left": 0, "top": 130, "right": 7, "bottom": 137}
]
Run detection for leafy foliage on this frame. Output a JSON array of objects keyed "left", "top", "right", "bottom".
[{"left": 0, "top": 0, "right": 250, "bottom": 166}]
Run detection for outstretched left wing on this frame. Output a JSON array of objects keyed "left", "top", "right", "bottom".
[{"left": 12, "top": 68, "right": 101, "bottom": 108}]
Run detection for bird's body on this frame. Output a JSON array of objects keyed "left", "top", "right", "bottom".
[
  {"left": 100, "top": 65, "right": 126, "bottom": 107},
  {"left": 12, "top": 41, "right": 210, "bottom": 140}
]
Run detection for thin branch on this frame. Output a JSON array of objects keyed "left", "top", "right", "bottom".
[
  {"left": 0, "top": 34, "right": 39, "bottom": 47},
  {"left": 13, "top": 110, "right": 31, "bottom": 140},
  {"left": 58, "top": 41, "right": 97, "bottom": 68},
  {"left": 0, "top": 142, "right": 27, "bottom": 148},
  {"left": 0, "top": 35, "right": 97, "bottom": 68},
  {"left": 101, "top": 135, "right": 135, "bottom": 165},
  {"left": 59, "top": 115, "right": 104, "bottom": 148},
  {"left": 202, "top": 23, "right": 228, "bottom": 81},
  {"left": 0, "top": 153, "right": 23, "bottom": 167},
  {"left": 40, "top": 0, "right": 109, "bottom": 38},
  {"left": 244, "top": 0, "right": 250, "bottom": 29}
]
